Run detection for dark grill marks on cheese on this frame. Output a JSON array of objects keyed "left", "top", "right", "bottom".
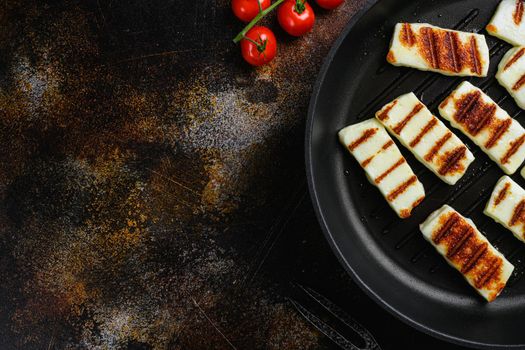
[
  {"left": 469, "top": 104, "right": 496, "bottom": 136},
  {"left": 439, "top": 96, "right": 451, "bottom": 110},
  {"left": 514, "top": 0, "right": 524, "bottom": 25},
  {"left": 475, "top": 258, "right": 502, "bottom": 290},
  {"left": 375, "top": 158, "right": 406, "bottom": 184},
  {"left": 409, "top": 118, "right": 437, "bottom": 147},
  {"left": 485, "top": 119, "right": 511, "bottom": 149},
  {"left": 348, "top": 128, "right": 377, "bottom": 151},
  {"left": 361, "top": 157, "right": 373, "bottom": 168},
  {"left": 362, "top": 140, "right": 394, "bottom": 168},
  {"left": 453, "top": 91, "right": 498, "bottom": 136},
  {"left": 501, "top": 134, "right": 525, "bottom": 164},
  {"left": 412, "top": 195, "right": 425, "bottom": 209},
  {"left": 445, "top": 31, "right": 461, "bottom": 73},
  {"left": 494, "top": 182, "right": 511, "bottom": 206},
  {"left": 469, "top": 36, "right": 482, "bottom": 76},
  {"left": 421, "top": 27, "right": 440, "bottom": 69},
  {"left": 424, "top": 132, "right": 452, "bottom": 162},
  {"left": 432, "top": 211, "right": 506, "bottom": 294},
  {"left": 460, "top": 243, "right": 488, "bottom": 274},
  {"left": 432, "top": 213, "right": 460, "bottom": 244},
  {"left": 377, "top": 101, "right": 397, "bottom": 121},
  {"left": 454, "top": 91, "right": 481, "bottom": 123},
  {"left": 382, "top": 140, "right": 394, "bottom": 150},
  {"left": 438, "top": 146, "right": 466, "bottom": 175},
  {"left": 512, "top": 74, "right": 525, "bottom": 91},
  {"left": 413, "top": 26, "right": 483, "bottom": 75},
  {"left": 393, "top": 103, "right": 424, "bottom": 134},
  {"left": 401, "top": 23, "right": 416, "bottom": 46},
  {"left": 510, "top": 199, "right": 525, "bottom": 226},
  {"left": 401, "top": 196, "right": 425, "bottom": 219},
  {"left": 453, "top": 91, "right": 525, "bottom": 159},
  {"left": 446, "top": 226, "right": 474, "bottom": 259},
  {"left": 400, "top": 209, "right": 411, "bottom": 219},
  {"left": 387, "top": 175, "right": 417, "bottom": 201},
  {"left": 361, "top": 140, "right": 394, "bottom": 168},
  {"left": 504, "top": 48, "right": 525, "bottom": 70}
]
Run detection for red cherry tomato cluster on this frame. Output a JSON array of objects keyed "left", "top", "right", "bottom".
[{"left": 232, "top": 0, "right": 344, "bottom": 66}]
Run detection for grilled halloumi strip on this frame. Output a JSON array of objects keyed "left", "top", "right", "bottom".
[
  {"left": 485, "top": 176, "right": 525, "bottom": 243},
  {"left": 497, "top": 47, "right": 525, "bottom": 110},
  {"left": 376, "top": 93, "right": 474, "bottom": 185},
  {"left": 387, "top": 23, "right": 490, "bottom": 77},
  {"left": 439, "top": 81, "right": 525, "bottom": 174},
  {"left": 420, "top": 205, "right": 514, "bottom": 302},
  {"left": 486, "top": 0, "right": 525, "bottom": 46},
  {"left": 338, "top": 119, "right": 425, "bottom": 218}
]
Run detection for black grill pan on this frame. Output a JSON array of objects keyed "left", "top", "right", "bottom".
[{"left": 306, "top": 0, "right": 525, "bottom": 348}]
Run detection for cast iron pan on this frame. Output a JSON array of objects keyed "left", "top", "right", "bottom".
[{"left": 306, "top": 0, "right": 525, "bottom": 348}]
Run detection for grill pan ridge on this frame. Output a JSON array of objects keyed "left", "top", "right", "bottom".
[{"left": 306, "top": 0, "right": 525, "bottom": 348}]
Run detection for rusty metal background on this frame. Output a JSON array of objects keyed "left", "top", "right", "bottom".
[{"left": 0, "top": 0, "right": 467, "bottom": 349}]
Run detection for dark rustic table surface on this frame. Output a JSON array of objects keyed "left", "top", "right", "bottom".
[{"left": 0, "top": 1, "right": 468, "bottom": 349}]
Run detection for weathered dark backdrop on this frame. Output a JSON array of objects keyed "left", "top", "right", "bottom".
[{"left": 0, "top": 0, "right": 465, "bottom": 349}]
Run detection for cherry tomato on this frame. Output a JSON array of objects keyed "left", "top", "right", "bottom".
[
  {"left": 315, "top": 0, "right": 344, "bottom": 10},
  {"left": 277, "top": 0, "right": 315, "bottom": 37},
  {"left": 240, "top": 26, "right": 277, "bottom": 66},
  {"left": 232, "top": 0, "right": 271, "bottom": 22}
]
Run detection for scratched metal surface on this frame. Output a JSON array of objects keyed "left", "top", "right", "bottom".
[{"left": 0, "top": 0, "right": 466, "bottom": 349}]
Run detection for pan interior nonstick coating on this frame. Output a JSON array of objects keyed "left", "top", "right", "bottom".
[{"left": 307, "top": 0, "right": 525, "bottom": 347}]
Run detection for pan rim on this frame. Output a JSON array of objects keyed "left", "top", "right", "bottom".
[{"left": 304, "top": 1, "right": 525, "bottom": 348}]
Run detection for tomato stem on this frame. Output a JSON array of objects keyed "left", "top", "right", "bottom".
[
  {"left": 242, "top": 35, "right": 267, "bottom": 53},
  {"left": 294, "top": 0, "right": 306, "bottom": 14},
  {"left": 233, "top": 0, "right": 286, "bottom": 43},
  {"left": 257, "top": 0, "right": 263, "bottom": 13}
]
